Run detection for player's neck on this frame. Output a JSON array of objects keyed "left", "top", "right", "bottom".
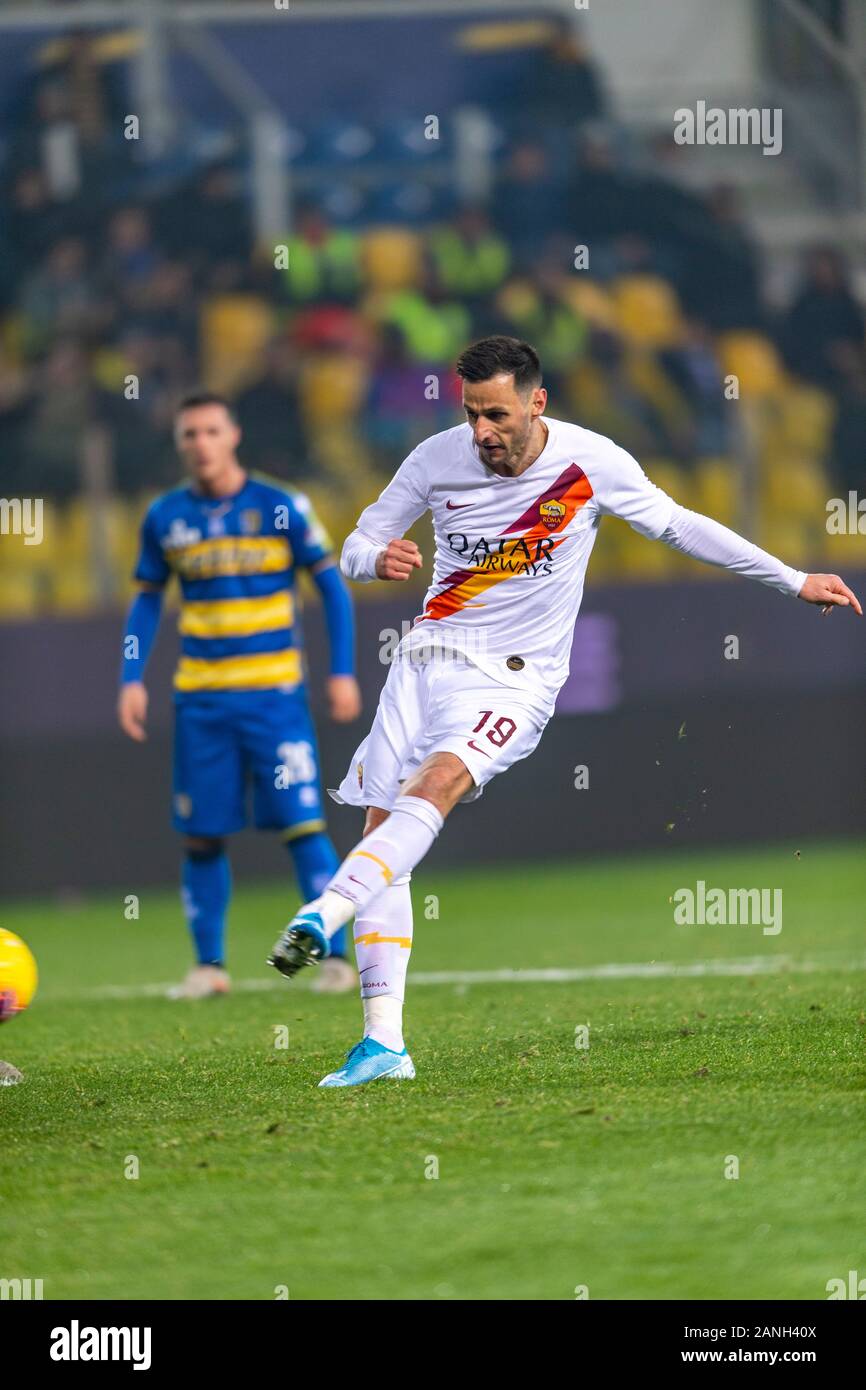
[
  {"left": 493, "top": 418, "right": 549, "bottom": 479},
  {"left": 193, "top": 462, "right": 247, "bottom": 501}
]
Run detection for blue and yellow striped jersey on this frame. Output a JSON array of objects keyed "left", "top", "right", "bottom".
[{"left": 133, "top": 473, "right": 333, "bottom": 693}]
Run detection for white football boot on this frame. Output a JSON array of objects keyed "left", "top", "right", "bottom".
[
  {"left": 311, "top": 956, "right": 358, "bottom": 994},
  {"left": 167, "top": 965, "right": 230, "bottom": 1000}
]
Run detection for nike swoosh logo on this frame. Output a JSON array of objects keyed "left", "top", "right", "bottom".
[
  {"left": 466, "top": 739, "right": 492, "bottom": 757},
  {"left": 348, "top": 875, "right": 366, "bottom": 887},
  {"left": 445, "top": 499, "right": 472, "bottom": 509}
]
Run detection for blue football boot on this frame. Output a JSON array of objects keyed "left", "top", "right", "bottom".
[
  {"left": 318, "top": 1036, "right": 416, "bottom": 1088},
  {"left": 267, "top": 910, "right": 330, "bottom": 979}
]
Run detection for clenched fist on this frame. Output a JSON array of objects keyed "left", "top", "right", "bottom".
[{"left": 376, "top": 539, "right": 423, "bottom": 581}]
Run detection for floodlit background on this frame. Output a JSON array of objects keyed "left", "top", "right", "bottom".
[{"left": 0, "top": 0, "right": 865, "bottom": 894}]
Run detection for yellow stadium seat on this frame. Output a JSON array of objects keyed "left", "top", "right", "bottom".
[
  {"left": 0, "top": 499, "right": 58, "bottom": 580},
  {"left": 87, "top": 496, "right": 141, "bottom": 597},
  {"left": 91, "top": 345, "right": 130, "bottom": 393},
  {"left": 642, "top": 460, "right": 691, "bottom": 509},
  {"left": 0, "top": 571, "right": 41, "bottom": 617},
  {"left": 50, "top": 566, "right": 98, "bottom": 614},
  {"left": 361, "top": 228, "right": 424, "bottom": 291},
  {"left": 112, "top": 506, "right": 145, "bottom": 585},
  {"left": 559, "top": 278, "right": 617, "bottom": 331},
  {"left": 54, "top": 496, "right": 91, "bottom": 569},
  {"left": 200, "top": 294, "right": 276, "bottom": 395},
  {"left": 694, "top": 457, "right": 740, "bottom": 528},
  {"left": 777, "top": 385, "right": 834, "bottom": 458},
  {"left": 611, "top": 274, "right": 684, "bottom": 348},
  {"left": 29, "top": 496, "right": 140, "bottom": 608},
  {"left": 1, "top": 312, "right": 28, "bottom": 365},
  {"left": 296, "top": 479, "right": 362, "bottom": 553},
  {"left": 299, "top": 353, "right": 368, "bottom": 426},
  {"left": 760, "top": 518, "right": 814, "bottom": 566},
  {"left": 763, "top": 456, "right": 829, "bottom": 521},
  {"left": 718, "top": 332, "right": 784, "bottom": 397},
  {"left": 612, "top": 517, "right": 678, "bottom": 577},
  {"left": 495, "top": 278, "right": 538, "bottom": 322}
]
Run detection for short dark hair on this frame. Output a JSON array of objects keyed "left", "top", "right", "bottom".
[
  {"left": 175, "top": 391, "right": 237, "bottom": 422},
  {"left": 455, "top": 336, "right": 542, "bottom": 395}
]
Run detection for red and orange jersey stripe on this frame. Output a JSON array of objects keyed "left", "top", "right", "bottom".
[{"left": 421, "top": 463, "right": 592, "bottom": 623}]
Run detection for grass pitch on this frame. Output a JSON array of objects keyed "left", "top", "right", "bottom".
[{"left": 2, "top": 840, "right": 865, "bottom": 1301}]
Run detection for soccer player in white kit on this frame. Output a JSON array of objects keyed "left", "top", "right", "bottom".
[{"left": 268, "top": 336, "right": 861, "bottom": 1088}]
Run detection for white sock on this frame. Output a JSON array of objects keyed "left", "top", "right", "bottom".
[
  {"left": 355, "top": 873, "right": 413, "bottom": 1051},
  {"left": 306, "top": 888, "right": 356, "bottom": 938},
  {"left": 313, "top": 796, "right": 443, "bottom": 939},
  {"left": 363, "top": 996, "right": 404, "bottom": 1052}
]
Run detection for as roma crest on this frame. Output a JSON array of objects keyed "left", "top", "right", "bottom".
[{"left": 539, "top": 498, "right": 566, "bottom": 531}]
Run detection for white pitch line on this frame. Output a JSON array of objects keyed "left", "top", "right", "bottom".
[{"left": 42, "top": 953, "right": 866, "bottom": 1004}]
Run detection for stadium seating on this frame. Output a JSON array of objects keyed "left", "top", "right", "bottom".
[
  {"left": 201, "top": 295, "right": 277, "bottom": 394},
  {"left": 1, "top": 13, "right": 860, "bottom": 618},
  {"left": 693, "top": 459, "right": 741, "bottom": 530},
  {"left": 718, "top": 332, "right": 784, "bottom": 398},
  {"left": 361, "top": 228, "right": 425, "bottom": 291},
  {"left": 612, "top": 275, "right": 684, "bottom": 349}
]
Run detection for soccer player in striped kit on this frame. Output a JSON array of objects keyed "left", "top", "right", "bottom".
[{"left": 118, "top": 393, "right": 361, "bottom": 997}]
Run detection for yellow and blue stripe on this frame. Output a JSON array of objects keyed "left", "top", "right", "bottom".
[{"left": 132, "top": 475, "right": 333, "bottom": 694}]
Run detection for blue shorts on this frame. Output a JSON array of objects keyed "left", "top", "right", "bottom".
[{"left": 172, "top": 688, "right": 327, "bottom": 839}]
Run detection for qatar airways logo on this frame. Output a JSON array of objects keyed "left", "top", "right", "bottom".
[{"left": 447, "top": 532, "right": 556, "bottom": 576}]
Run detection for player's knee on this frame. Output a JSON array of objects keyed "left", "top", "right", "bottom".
[
  {"left": 363, "top": 806, "right": 390, "bottom": 836},
  {"left": 402, "top": 753, "right": 471, "bottom": 812},
  {"left": 183, "top": 836, "right": 224, "bottom": 859}
]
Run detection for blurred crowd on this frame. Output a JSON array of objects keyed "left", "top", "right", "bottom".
[{"left": 1, "top": 23, "right": 865, "bottom": 613}]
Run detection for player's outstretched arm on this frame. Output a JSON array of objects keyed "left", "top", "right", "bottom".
[
  {"left": 593, "top": 445, "right": 860, "bottom": 614},
  {"left": 117, "top": 585, "right": 164, "bottom": 741},
  {"left": 658, "top": 503, "right": 861, "bottom": 612}
]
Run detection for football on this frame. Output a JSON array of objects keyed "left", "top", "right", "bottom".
[{"left": 0, "top": 928, "right": 38, "bottom": 1022}]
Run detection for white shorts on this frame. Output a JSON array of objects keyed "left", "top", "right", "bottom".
[{"left": 330, "top": 651, "right": 551, "bottom": 812}]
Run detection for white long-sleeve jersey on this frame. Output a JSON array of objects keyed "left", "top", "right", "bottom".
[{"left": 342, "top": 417, "right": 807, "bottom": 714}]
